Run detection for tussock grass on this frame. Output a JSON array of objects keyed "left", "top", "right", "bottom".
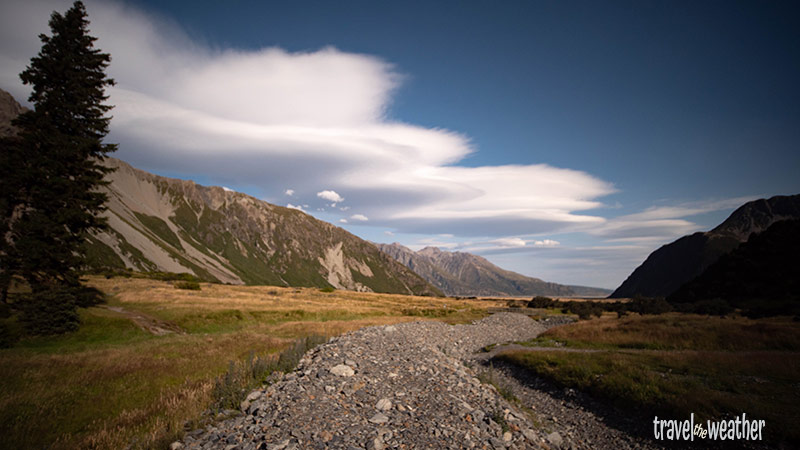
[
  {"left": 500, "top": 312, "right": 800, "bottom": 446},
  {"left": 529, "top": 312, "right": 800, "bottom": 351},
  {"left": 0, "top": 276, "right": 501, "bottom": 449}
]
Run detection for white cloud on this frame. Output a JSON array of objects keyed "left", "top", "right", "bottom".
[
  {"left": 339, "top": 218, "right": 347, "bottom": 223},
  {"left": 532, "top": 239, "right": 560, "bottom": 247},
  {"left": 286, "top": 203, "right": 304, "bottom": 211},
  {"left": 490, "top": 237, "right": 527, "bottom": 248},
  {"left": 350, "top": 214, "right": 369, "bottom": 221},
  {"left": 317, "top": 190, "right": 344, "bottom": 203},
  {"left": 384, "top": 231, "right": 395, "bottom": 236},
  {"left": 0, "top": 0, "right": 617, "bottom": 240},
  {"left": 285, "top": 189, "right": 294, "bottom": 196},
  {"left": 589, "top": 197, "right": 756, "bottom": 242}
]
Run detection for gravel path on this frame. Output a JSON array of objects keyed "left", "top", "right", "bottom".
[{"left": 175, "top": 313, "right": 657, "bottom": 450}]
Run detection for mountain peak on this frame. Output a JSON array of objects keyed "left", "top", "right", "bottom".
[{"left": 611, "top": 194, "right": 800, "bottom": 298}]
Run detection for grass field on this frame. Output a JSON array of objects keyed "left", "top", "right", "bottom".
[
  {"left": 497, "top": 313, "right": 800, "bottom": 446},
  {"left": 0, "top": 276, "right": 496, "bottom": 449}
]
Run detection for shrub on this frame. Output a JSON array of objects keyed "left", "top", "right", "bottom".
[
  {"left": 319, "top": 286, "right": 335, "bottom": 293},
  {"left": 212, "top": 335, "right": 327, "bottom": 411},
  {"left": 148, "top": 271, "right": 200, "bottom": 282},
  {"left": 174, "top": 281, "right": 201, "bottom": 290},
  {"left": 626, "top": 297, "right": 673, "bottom": 315},
  {"left": 18, "top": 288, "right": 80, "bottom": 335},
  {"left": 527, "top": 296, "right": 555, "bottom": 309}
]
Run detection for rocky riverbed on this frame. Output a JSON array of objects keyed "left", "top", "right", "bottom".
[{"left": 174, "top": 313, "right": 657, "bottom": 449}]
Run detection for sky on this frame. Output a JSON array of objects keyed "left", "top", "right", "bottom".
[{"left": 1, "top": 0, "right": 798, "bottom": 289}]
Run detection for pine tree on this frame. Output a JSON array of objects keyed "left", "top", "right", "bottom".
[{"left": 0, "top": 1, "right": 115, "bottom": 331}]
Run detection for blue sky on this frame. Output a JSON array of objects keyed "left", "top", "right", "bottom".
[{"left": 1, "top": 0, "right": 798, "bottom": 288}]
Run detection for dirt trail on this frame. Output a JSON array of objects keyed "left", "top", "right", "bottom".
[{"left": 100, "top": 305, "right": 185, "bottom": 336}]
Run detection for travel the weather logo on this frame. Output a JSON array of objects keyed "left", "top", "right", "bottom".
[{"left": 653, "top": 414, "right": 765, "bottom": 442}]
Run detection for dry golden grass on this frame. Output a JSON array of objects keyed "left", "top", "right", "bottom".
[
  {"left": 1, "top": 276, "right": 502, "bottom": 449},
  {"left": 535, "top": 312, "right": 800, "bottom": 351}
]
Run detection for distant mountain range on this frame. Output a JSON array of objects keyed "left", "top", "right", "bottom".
[
  {"left": 377, "top": 243, "right": 611, "bottom": 298},
  {"left": 611, "top": 194, "right": 800, "bottom": 298}
]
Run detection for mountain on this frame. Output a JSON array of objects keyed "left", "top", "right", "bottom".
[
  {"left": 610, "top": 194, "right": 800, "bottom": 298},
  {"left": 84, "top": 158, "right": 442, "bottom": 295},
  {"left": 377, "top": 243, "right": 611, "bottom": 297},
  {"left": 0, "top": 88, "right": 440, "bottom": 296},
  {"left": 668, "top": 219, "right": 800, "bottom": 315}
]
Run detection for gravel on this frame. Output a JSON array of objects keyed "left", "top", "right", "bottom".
[{"left": 176, "top": 313, "right": 658, "bottom": 449}]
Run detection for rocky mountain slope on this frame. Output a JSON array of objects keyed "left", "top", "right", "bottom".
[
  {"left": 85, "top": 158, "right": 440, "bottom": 295},
  {"left": 668, "top": 219, "right": 800, "bottom": 314},
  {"left": 0, "top": 89, "right": 27, "bottom": 137},
  {"left": 611, "top": 194, "right": 800, "bottom": 298},
  {"left": 377, "top": 243, "right": 610, "bottom": 298},
  {"left": 0, "top": 88, "right": 439, "bottom": 296}
]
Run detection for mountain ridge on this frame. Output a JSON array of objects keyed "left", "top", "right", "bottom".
[
  {"left": 610, "top": 194, "right": 800, "bottom": 298},
  {"left": 86, "top": 157, "right": 442, "bottom": 296},
  {"left": 0, "top": 87, "right": 440, "bottom": 296},
  {"left": 377, "top": 242, "right": 611, "bottom": 298}
]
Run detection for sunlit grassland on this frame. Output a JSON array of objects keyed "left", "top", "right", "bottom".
[
  {"left": 0, "top": 276, "right": 495, "bottom": 449},
  {"left": 497, "top": 313, "right": 800, "bottom": 446},
  {"left": 526, "top": 312, "right": 800, "bottom": 351}
]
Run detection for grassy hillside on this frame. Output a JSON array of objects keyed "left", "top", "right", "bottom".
[{"left": 0, "top": 276, "right": 488, "bottom": 449}]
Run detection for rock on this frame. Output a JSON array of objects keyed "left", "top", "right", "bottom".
[
  {"left": 330, "top": 364, "right": 355, "bottom": 377},
  {"left": 375, "top": 398, "right": 392, "bottom": 411},
  {"left": 546, "top": 431, "right": 563, "bottom": 447},
  {"left": 169, "top": 442, "right": 184, "bottom": 450},
  {"left": 172, "top": 314, "right": 653, "bottom": 450},
  {"left": 368, "top": 412, "right": 389, "bottom": 424},
  {"left": 521, "top": 428, "right": 537, "bottom": 442}
]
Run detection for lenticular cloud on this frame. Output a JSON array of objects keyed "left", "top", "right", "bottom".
[{"left": 0, "top": 0, "right": 614, "bottom": 237}]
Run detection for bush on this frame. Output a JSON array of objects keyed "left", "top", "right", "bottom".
[
  {"left": 148, "top": 271, "right": 200, "bottom": 282},
  {"left": 212, "top": 335, "right": 327, "bottom": 411},
  {"left": 18, "top": 288, "right": 80, "bottom": 335},
  {"left": 174, "top": 281, "right": 201, "bottom": 290},
  {"left": 565, "top": 301, "right": 603, "bottom": 320},
  {"left": 319, "top": 286, "right": 335, "bottom": 293},
  {"left": 527, "top": 296, "right": 555, "bottom": 309},
  {"left": 0, "top": 321, "right": 18, "bottom": 348},
  {"left": 626, "top": 297, "right": 673, "bottom": 315}
]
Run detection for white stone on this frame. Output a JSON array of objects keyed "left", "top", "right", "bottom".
[
  {"left": 330, "top": 364, "right": 355, "bottom": 377},
  {"left": 375, "top": 398, "right": 392, "bottom": 411}
]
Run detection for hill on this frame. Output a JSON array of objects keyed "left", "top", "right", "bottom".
[
  {"left": 610, "top": 194, "right": 800, "bottom": 298},
  {"left": 0, "top": 88, "right": 440, "bottom": 296},
  {"left": 377, "top": 243, "right": 611, "bottom": 297},
  {"left": 85, "top": 158, "right": 441, "bottom": 295},
  {"left": 668, "top": 219, "right": 800, "bottom": 316}
]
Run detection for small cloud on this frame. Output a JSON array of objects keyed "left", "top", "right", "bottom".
[
  {"left": 340, "top": 206, "right": 350, "bottom": 211},
  {"left": 350, "top": 214, "right": 369, "bottom": 221},
  {"left": 438, "top": 233, "right": 454, "bottom": 238},
  {"left": 532, "top": 239, "right": 560, "bottom": 247},
  {"left": 285, "top": 189, "right": 294, "bottom": 196},
  {"left": 286, "top": 203, "right": 304, "bottom": 211},
  {"left": 384, "top": 231, "right": 395, "bottom": 236},
  {"left": 317, "top": 190, "right": 344, "bottom": 203},
  {"left": 490, "top": 237, "right": 527, "bottom": 248},
  {"left": 222, "top": 186, "right": 233, "bottom": 192},
  {"left": 339, "top": 218, "right": 348, "bottom": 223}
]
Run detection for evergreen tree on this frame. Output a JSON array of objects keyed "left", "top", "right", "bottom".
[{"left": 0, "top": 1, "right": 115, "bottom": 330}]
